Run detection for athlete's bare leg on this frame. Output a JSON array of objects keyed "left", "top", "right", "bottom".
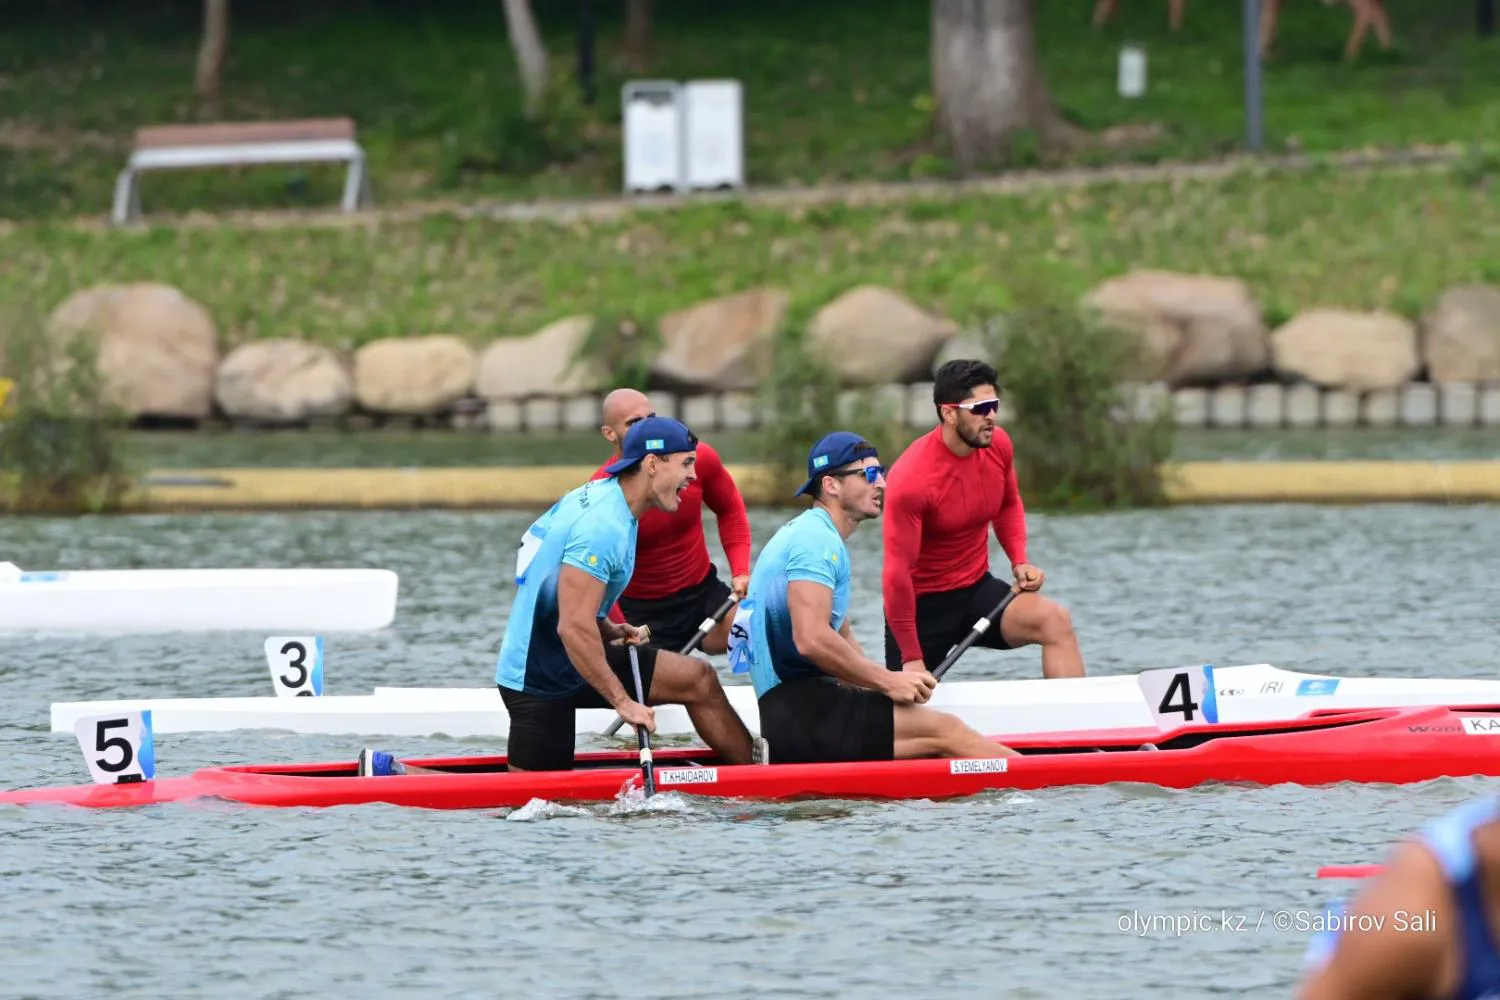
[
  {"left": 1000, "top": 593, "right": 1086, "bottom": 679},
  {"left": 893, "top": 705, "right": 1019, "bottom": 759},
  {"left": 647, "top": 651, "right": 754, "bottom": 764},
  {"left": 699, "top": 613, "right": 733, "bottom": 656}
]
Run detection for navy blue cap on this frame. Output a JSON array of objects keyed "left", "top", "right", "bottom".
[
  {"left": 603, "top": 416, "right": 699, "bottom": 476},
  {"left": 794, "top": 431, "right": 879, "bottom": 497}
]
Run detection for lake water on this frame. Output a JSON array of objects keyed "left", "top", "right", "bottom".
[{"left": 3, "top": 503, "right": 1499, "bottom": 998}]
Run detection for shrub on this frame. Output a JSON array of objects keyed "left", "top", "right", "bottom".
[
  {"left": 984, "top": 301, "right": 1175, "bottom": 510},
  {"left": 0, "top": 305, "right": 137, "bottom": 514},
  {"left": 573, "top": 314, "right": 662, "bottom": 392},
  {"left": 751, "top": 329, "right": 912, "bottom": 499}
]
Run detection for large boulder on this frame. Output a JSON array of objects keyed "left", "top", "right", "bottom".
[
  {"left": 931, "top": 330, "right": 996, "bottom": 376},
  {"left": 806, "top": 286, "right": 958, "bottom": 385},
  {"left": 353, "top": 335, "right": 477, "bottom": 414},
  {"left": 476, "top": 315, "right": 608, "bottom": 400},
  {"left": 1270, "top": 309, "right": 1420, "bottom": 389},
  {"left": 216, "top": 339, "right": 353, "bottom": 424},
  {"left": 1422, "top": 285, "right": 1500, "bottom": 383},
  {"left": 650, "top": 287, "right": 788, "bottom": 391},
  {"left": 1082, "top": 270, "right": 1269, "bottom": 387},
  {"left": 45, "top": 282, "right": 219, "bottom": 419}
]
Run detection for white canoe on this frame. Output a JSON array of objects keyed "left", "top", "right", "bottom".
[
  {"left": 0, "top": 564, "right": 399, "bottom": 633},
  {"left": 48, "top": 663, "right": 1500, "bottom": 740}
]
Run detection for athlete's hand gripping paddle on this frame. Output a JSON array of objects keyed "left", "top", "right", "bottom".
[
  {"left": 602, "top": 593, "right": 739, "bottom": 738},
  {"left": 628, "top": 644, "right": 656, "bottom": 798},
  {"left": 931, "top": 586, "right": 1020, "bottom": 682}
]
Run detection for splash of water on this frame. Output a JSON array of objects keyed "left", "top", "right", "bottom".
[
  {"left": 606, "top": 784, "right": 696, "bottom": 817},
  {"left": 504, "top": 797, "right": 592, "bottom": 822}
]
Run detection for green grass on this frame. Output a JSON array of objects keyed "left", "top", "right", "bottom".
[
  {"left": 2, "top": 158, "right": 1497, "bottom": 348},
  {"left": 1, "top": 0, "right": 1498, "bottom": 219}
]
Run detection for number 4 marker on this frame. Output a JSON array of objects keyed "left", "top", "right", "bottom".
[
  {"left": 1137, "top": 665, "right": 1219, "bottom": 729},
  {"left": 73, "top": 711, "right": 156, "bottom": 785}
]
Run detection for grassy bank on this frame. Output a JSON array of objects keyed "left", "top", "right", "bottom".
[
  {"left": 3, "top": 159, "right": 1497, "bottom": 346},
  {"left": 2, "top": 0, "right": 1498, "bottom": 220}
]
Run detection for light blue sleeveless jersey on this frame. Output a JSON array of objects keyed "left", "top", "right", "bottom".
[
  {"left": 727, "top": 507, "right": 850, "bottom": 698},
  {"left": 1304, "top": 796, "right": 1500, "bottom": 999},
  {"left": 495, "top": 478, "right": 637, "bottom": 699}
]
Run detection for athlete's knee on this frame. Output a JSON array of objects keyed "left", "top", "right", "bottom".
[
  {"left": 1035, "top": 599, "right": 1075, "bottom": 644},
  {"left": 681, "top": 655, "right": 721, "bottom": 701}
]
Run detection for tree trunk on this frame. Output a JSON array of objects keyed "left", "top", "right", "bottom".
[
  {"left": 195, "top": 0, "right": 230, "bottom": 120},
  {"left": 930, "top": 0, "right": 1084, "bottom": 169},
  {"left": 502, "top": 0, "right": 550, "bottom": 118},
  {"left": 623, "top": 0, "right": 652, "bottom": 72}
]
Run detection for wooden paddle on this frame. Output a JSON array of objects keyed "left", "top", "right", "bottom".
[
  {"left": 931, "top": 586, "right": 1021, "bottom": 681},
  {"left": 628, "top": 644, "right": 656, "bottom": 797},
  {"left": 602, "top": 593, "right": 739, "bottom": 738}
]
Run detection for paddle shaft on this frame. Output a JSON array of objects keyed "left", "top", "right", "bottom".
[
  {"left": 931, "top": 587, "right": 1020, "bottom": 682},
  {"left": 628, "top": 645, "right": 655, "bottom": 797},
  {"left": 602, "top": 594, "right": 738, "bottom": 738}
]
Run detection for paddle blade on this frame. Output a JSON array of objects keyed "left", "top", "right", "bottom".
[{"left": 1316, "top": 865, "right": 1384, "bottom": 879}]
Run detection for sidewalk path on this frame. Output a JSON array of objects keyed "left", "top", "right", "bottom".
[{"left": 27, "top": 142, "right": 1479, "bottom": 235}]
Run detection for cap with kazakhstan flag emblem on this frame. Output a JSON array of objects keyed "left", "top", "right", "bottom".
[
  {"left": 602, "top": 415, "right": 700, "bottom": 476},
  {"left": 794, "top": 431, "right": 879, "bottom": 497}
]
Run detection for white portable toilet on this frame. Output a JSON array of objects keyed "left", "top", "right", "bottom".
[
  {"left": 622, "top": 81, "right": 685, "bottom": 194},
  {"left": 683, "top": 80, "right": 745, "bottom": 190}
]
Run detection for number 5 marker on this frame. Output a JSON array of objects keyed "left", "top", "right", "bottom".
[{"left": 73, "top": 711, "right": 155, "bottom": 785}]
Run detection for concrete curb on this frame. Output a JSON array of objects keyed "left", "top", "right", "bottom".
[{"left": 132, "top": 461, "right": 1500, "bottom": 512}]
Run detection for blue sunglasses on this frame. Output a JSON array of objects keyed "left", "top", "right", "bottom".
[{"left": 829, "top": 465, "right": 885, "bottom": 484}]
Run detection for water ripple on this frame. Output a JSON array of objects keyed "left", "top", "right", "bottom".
[{"left": 3, "top": 504, "right": 1500, "bottom": 997}]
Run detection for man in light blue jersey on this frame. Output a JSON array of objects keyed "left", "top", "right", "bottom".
[
  {"left": 1298, "top": 795, "right": 1500, "bottom": 1000},
  {"left": 727, "top": 431, "right": 1018, "bottom": 764},
  {"left": 359, "top": 416, "right": 755, "bottom": 776}
]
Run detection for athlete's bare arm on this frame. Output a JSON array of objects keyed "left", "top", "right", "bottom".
[
  {"left": 1296, "top": 842, "right": 1453, "bottom": 1000},
  {"left": 556, "top": 565, "right": 635, "bottom": 710},
  {"left": 789, "top": 582, "right": 931, "bottom": 703},
  {"left": 838, "top": 618, "right": 867, "bottom": 658}
]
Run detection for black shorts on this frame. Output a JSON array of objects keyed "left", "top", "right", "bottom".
[
  {"left": 757, "top": 675, "right": 894, "bottom": 765},
  {"left": 617, "top": 563, "right": 732, "bottom": 653},
  {"left": 882, "top": 572, "right": 1016, "bottom": 671},
  {"left": 498, "top": 644, "right": 658, "bottom": 772}
]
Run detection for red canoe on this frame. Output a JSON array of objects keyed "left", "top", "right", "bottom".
[{"left": 5, "top": 705, "right": 1500, "bottom": 811}]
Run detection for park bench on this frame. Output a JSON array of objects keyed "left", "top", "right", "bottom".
[{"left": 110, "top": 117, "right": 373, "bottom": 225}]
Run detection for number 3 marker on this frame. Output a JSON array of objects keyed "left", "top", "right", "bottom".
[
  {"left": 1137, "top": 665, "right": 1218, "bottom": 729},
  {"left": 73, "top": 711, "right": 155, "bottom": 785},
  {"left": 265, "top": 636, "right": 324, "bottom": 698}
]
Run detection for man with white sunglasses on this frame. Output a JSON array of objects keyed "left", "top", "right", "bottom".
[{"left": 881, "top": 359, "right": 1087, "bottom": 680}]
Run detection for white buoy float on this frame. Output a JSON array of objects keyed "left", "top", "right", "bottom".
[{"left": 0, "top": 564, "right": 398, "bottom": 632}]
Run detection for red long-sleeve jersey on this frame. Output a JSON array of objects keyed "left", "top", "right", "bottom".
[
  {"left": 590, "top": 439, "right": 752, "bottom": 602},
  {"left": 881, "top": 425, "right": 1029, "bottom": 664}
]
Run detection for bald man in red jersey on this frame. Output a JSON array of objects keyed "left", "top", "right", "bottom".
[
  {"left": 881, "top": 359, "right": 1086, "bottom": 679},
  {"left": 590, "top": 388, "right": 752, "bottom": 654}
]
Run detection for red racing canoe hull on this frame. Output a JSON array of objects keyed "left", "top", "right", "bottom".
[{"left": 5, "top": 706, "right": 1500, "bottom": 811}]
